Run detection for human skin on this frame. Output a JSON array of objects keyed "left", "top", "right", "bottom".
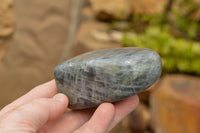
[{"left": 0, "top": 80, "right": 139, "bottom": 133}]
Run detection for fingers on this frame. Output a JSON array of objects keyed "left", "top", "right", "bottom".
[
  {"left": 28, "top": 80, "right": 57, "bottom": 98},
  {"left": 39, "top": 96, "right": 139, "bottom": 133},
  {"left": 0, "top": 80, "right": 57, "bottom": 116},
  {"left": 108, "top": 95, "right": 139, "bottom": 131},
  {"left": 40, "top": 109, "right": 95, "bottom": 133},
  {"left": 74, "top": 103, "right": 115, "bottom": 133},
  {"left": 0, "top": 93, "right": 68, "bottom": 133}
]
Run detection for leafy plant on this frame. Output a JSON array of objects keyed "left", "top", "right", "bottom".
[{"left": 121, "top": 26, "right": 200, "bottom": 75}]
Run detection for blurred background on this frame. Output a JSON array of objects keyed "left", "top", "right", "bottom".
[{"left": 0, "top": 0, "right": 200, "bottom": 132}]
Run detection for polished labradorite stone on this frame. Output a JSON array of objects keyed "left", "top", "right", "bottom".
[{"left": 54, "top": 48, "right": 162, "bottom": 109}]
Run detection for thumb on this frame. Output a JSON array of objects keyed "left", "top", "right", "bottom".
[{"left": 0, "top": 93, "right": 68, "bottom": 133}]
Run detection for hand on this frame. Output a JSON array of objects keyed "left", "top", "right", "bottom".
[{"left": 0, "top": 80, "right": 139, "bottom": 133}]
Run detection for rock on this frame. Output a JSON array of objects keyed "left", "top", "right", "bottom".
[
  {"left": 138, "top": 80, "right": 160, "bottom": 105},
  {"left": 110, "top": 115, "right": 132, "bottom": 133},
  {"left": 169, "top": 0, "right": 200, "bottom": 39},
  {"left": 110, "top": 103, "right": 152, "bottom": 133},
  {"left": 61, "top": 21, "right": 122, "bottom": 60},
  {"left": 192, "top": 9, "right": 200, "bottom": 21},
  {"left": 131, "top": 0, "right": 168, "bottom": 15},
  {"left": 0, "top": 0, "right": 15, "bottom": 37},
  {"left": 171, "top": 0, "right": 200, "bottom": 19},
  {"left": 170, "top": 0, "right": 200, "bottom": 24},
  {"left": 82, "top": 6, "right": 95, "bottom": 21},
  {"left": 55, "top": 48, "right": 162, "bottom": 109},
  {"left": 150, "top": 75, "right": 200, "bottom": 133},
  {"left": 129, "top": 103, "right": 151, "bottom": 132},
  {"left": 0, "top": 0, "right": 15, "bottom": 60},
  {"left": 0, "top": 38, "right": 12, "bottom": 60},
  {"left": 92, "top": 29, "right": 111, "bottom": 42},
  {"left": 89, "top": 0, "right": 132, "bottom": 20},
  {"left": 109, "top": 30, "right": 123, "bottom": 42},
  {"left": 192, "top": 0, "right": 200, "bottom": 21},
  {"left": 0, "top": 0, "right": 70, "bottom": 107},
  {"left": 110, "top": 21, "right": 131, "bottom": 31},
  {"left": 92, "top": 30, "right": 123, "bottom": 43}
]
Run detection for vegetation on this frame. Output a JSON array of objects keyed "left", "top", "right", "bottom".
[
  {"left": 171, "top": 0, "right": 200, "bottom": 39},
  {"left": 121, "top": 26, "right": 200, "bottom": 75},
  {"left": 118, "top": 0, "right": 200, "bottom": 75}
]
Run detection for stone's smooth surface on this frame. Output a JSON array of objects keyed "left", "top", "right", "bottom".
[{"left": 55, "top": 48, "right": 162, "bottom": 109}]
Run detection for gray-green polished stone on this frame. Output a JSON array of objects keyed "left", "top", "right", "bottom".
[{"left": 54, "top": 48, "right": 162, "bottom": 109}]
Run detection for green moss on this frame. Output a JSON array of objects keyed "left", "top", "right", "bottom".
[{"left": 121, "top": 26, "right": 200, "bottom": 75}]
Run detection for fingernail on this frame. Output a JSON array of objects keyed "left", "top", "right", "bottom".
[{"left": 53, "top": 93, "right": 65, "bottom": 102}]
